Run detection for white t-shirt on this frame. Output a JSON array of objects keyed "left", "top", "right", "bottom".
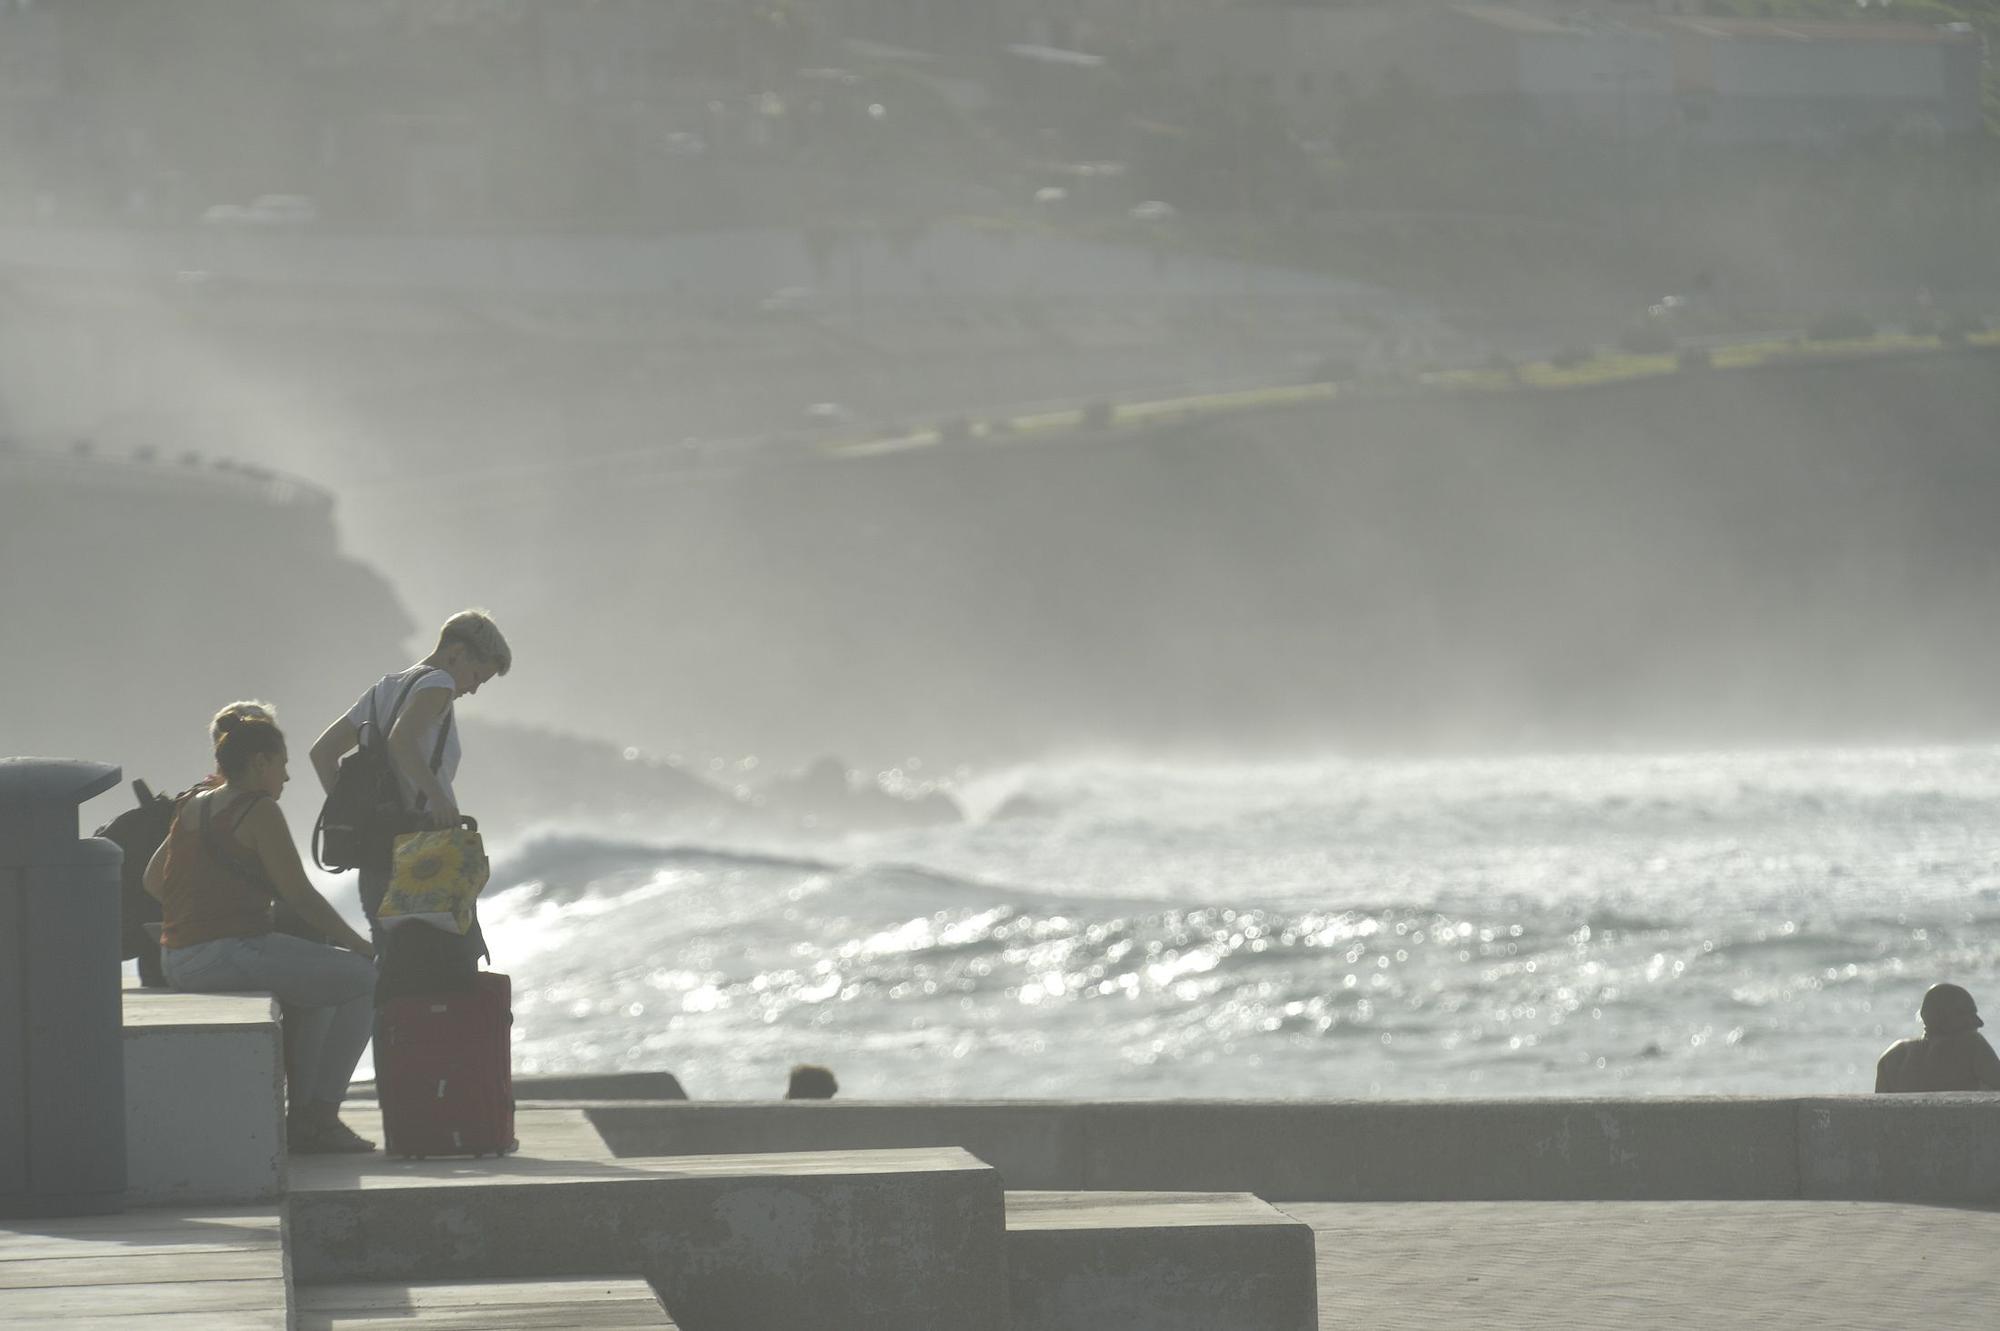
[{"left": 344, "top": 666, "right": 460, "bottom": 811}]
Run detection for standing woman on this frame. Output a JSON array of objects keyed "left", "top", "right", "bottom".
[
  {"left": 311, "top": 608, "right": 511, "bottom": 947},
  {"left": 144, "top": 709, "right": 379, "bottom": 1153}
]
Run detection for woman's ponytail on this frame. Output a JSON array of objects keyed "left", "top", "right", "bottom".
[{"left": 213, "top": 706, "right": 284, "bottom": 779}]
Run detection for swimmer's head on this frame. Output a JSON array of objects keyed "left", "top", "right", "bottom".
[
  {"left": 785, "top": 1064, "right": 838, "bottom": 1099},
  {"left": 1920, "top": 982, "right": 1982, "bottom": 1035}
]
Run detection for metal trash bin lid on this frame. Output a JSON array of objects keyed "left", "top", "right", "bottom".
[{"left": 0, "top": 758, "right": 123, "bottom": 867}]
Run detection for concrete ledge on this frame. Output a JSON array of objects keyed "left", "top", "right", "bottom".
[
  {"left": 585, "top": 1098, "right": 1802, "bottom": 1200},
  {"left": 1798, "top": 1095, "right": 2000, "bottom": 1202},
  {"left": 586, "top": 1101, "right": 1083, "bottom": 1190},
  {"left": 1006, "top": 1191, "right": 1317, "bottom": 1331},
  {"left": 1073, "top": 1099, "right": 1801, "bottom": 1201},
  {"left": 123, "top": 989, "right": 285, "bottom": 1206},
  {"left": 288, "top": 1116, "right": 1006, "bottom": 1331},
  {"left": 297, "top": 1277, "right": 678, "bottom": 1328},
  {"left": 351, "top": 1071, "right": 687, "bottom": 1102}
]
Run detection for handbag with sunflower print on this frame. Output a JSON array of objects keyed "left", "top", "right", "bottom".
[{"left": 380, "top": 816, "right": 490, "bottom": 935}]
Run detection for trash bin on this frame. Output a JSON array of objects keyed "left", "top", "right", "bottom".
[{"left": 0, "top": 757, "right": 128, "bottom": 1217}]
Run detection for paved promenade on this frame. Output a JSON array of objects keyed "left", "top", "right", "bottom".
[
  {"left": 1297, "top": 1200, "right": 1997, "bottom": 1329},
  {"left": 0, "top": 1208, "right": 286, "bottom": 1330}
]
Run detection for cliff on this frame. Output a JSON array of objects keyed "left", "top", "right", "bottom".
[
  {"left": 0, "top": 445, "right": 412, "bottom": 787},
  {"left": 0, "top": 443, "right": 724, "bottom": 829}
]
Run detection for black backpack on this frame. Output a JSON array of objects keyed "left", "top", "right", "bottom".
[
  {"left": 95, "top": 779, "right": 180, "bottom": 987},
  {"left": 313, "top": 669, "right": 453, "bottom": 872}
]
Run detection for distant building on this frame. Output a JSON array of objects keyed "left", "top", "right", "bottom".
[
  {"left": 0, "top": 2, "right": 62, "bottom": 218},
  {"left": 1112, "top": 1, "right": 1435, "bottom": 126},
  {"left": 303, "top": 0, "right": 827, "bottom": 222},
  {"left": 1438, "top": 6, "right": 1678, "bottom": 141},
  {"left": 1041, "top": 1, "right": 1983, "bottom": 150},
  {"left": 0, "top": 2, "right": 59, "bottom": 102},
  {"left": 1434, "top": 5, "right": 1985, "bottom": 146},
  {"left": 1643, "top": 14, "right": 1986, "bottom": 145}
]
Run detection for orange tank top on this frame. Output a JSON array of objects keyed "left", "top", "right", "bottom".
[{"left": 158, "top": 791, "right": 276, "bottom": 949}]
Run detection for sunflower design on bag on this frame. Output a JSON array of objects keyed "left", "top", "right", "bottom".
[
  {"left": 405, "top": 836, "right": 461, "bottom": 885},
  {"left": 380, "top": 825, "right": 490, "bottom": 935}
]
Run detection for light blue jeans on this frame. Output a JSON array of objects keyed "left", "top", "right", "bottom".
[{"left": 162, "top": 932, "right": 376, "bottom": 1108}]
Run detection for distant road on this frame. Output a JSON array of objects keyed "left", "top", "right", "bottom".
[{"left": 0, "top": 220, "right": 1388, "bottom": 301}]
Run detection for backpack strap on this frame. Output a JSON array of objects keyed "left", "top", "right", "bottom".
[
  {"left": 360, "top": 666, "right": 453, "bottom": 813},
  {"left": 430, "top": 705, "right": 453, "bottom": 774},
  {"left": 409, "top": 675, "right": 455, "bottom": 813},
  {"left": 366, "top": 667, "right": 430, "bottom": 750},
  {"left": 198, "top": 793, "right": 273, "bottom": 891},
  {"left": 222, "top": 792, "right": 268, "bottom": 836}
]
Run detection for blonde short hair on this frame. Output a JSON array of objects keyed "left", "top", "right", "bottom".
[
  {"left": 436, "top": 609, "right": 512, "bottom": 675},
  {"left": 210, "top": 700, "right": 276, "bottom": 743}
]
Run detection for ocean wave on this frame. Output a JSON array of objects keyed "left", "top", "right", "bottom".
[
  {"left": 1582, "top": 909, "right": 1680, "bottom": 934},
  {"left": 491, "top": 832, "right": 840, "bottom": 898},
  {"left": 486, "top": 746, "right": 2000, "bottom": 1099},
  {"left": 491, "top": 827, "right": 1201, "bottom": 916},
  {"left": 1703, "top": 930, "right": 1893, "bottom": 960}
]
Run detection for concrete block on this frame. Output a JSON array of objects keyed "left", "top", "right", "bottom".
[
  {"left": 297, "top": 1277, "right": 678, "bottom": 1328},
  {"left": 1797, "top": 1095, "right": 2000, "bottom": 1202},
  {"left": 501, "top": 1107, "right": 619, "bottom": 1162},
  {"left": 1006, "top": 1191, "right": 1317, "bottom": 1331},
  {"left": 356, "top": 1071, "right": 688, "bottom": 1103},
  {"left": 122, "top": 989, "right": 284, "bottom": 1205},
  {"left": 576, "top": 1098, "right": 1807, "bottom": 1201},
  {"left": 288, "top": 1134, "right": 1007, "bottom": 1331},
  {"left": 586, "top": 1101, "right": 1085, "bottom": 1190},
  {"left": 1074, "top": 1100, "right": 1801, "bottom": 1200}
]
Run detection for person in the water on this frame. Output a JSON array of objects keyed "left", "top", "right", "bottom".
[
  {"left": 785, "top": 1064, "right": 838, "bottom": 1099},
  {"left": 1875, "top": 982, "right": 2000, "bottom": 1092}
]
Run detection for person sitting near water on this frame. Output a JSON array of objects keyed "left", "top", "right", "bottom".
[
  {"left": 199, "top": 704, "right": 345, "bottom": 1092},
  {"left": 143, "top": 708, "right": 380, "bottom": 1152},
  {"left": 1875, "top": 982, "right": 2000, "bottom": 1093},
  {"left": 786, "top": 1064, "right": 839, "bottom": 1099}
]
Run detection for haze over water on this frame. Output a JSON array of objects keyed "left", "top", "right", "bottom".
[
  {"left": 458, "top": 743, "right": 2000, "bottom": 1100},
  {"left": 14, "top": 2, "right": 2000, "bottom": 1117}
]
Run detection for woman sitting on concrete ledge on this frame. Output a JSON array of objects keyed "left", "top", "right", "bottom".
[
  {"left": 1876, "top": 983, "right": 2000, "bottom": 1093},
  {"left": 144, "top": 708, "right": 380, "bottom": 1153}
]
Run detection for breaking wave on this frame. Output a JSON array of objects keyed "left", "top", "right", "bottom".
[{"left": 473, "top": 744, "right": 2000, "bottom": 1100}]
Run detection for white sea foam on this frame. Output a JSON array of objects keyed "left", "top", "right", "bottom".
[{"left": 474, "top": 745, "right": 2000, "bottom": 1100}]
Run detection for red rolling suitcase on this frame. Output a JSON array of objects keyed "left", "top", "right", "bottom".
[{"left": 375, "top": 971, "right": 518, "bottom": 1158}]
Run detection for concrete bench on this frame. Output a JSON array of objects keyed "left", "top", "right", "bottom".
[
  {"left": 297, "top": 1276, "right": 677, "bottom": 1329},
  {"left": 123, "top": 988, "right": 285, "bottom": 1206},
  {"left": 1006, "top": 1191, "right": 1318, "bottom": 1331},
  {"left": 288, "top": 1109, "right": 1007, "bottom": 1331}
]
